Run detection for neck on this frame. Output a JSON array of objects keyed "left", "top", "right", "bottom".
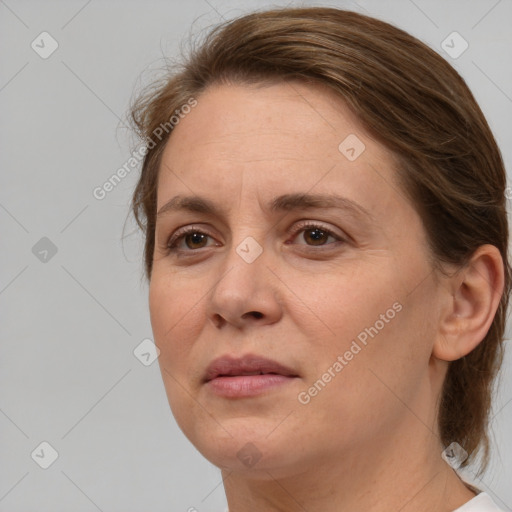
[{"left": 222, "top": 417, "right": 476, "bottom": 512}]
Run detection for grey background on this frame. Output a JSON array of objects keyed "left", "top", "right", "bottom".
[{"left": 1, "top": 0, "right": 511, "bottom": 511}]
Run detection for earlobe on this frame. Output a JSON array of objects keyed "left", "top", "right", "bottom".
[{"left": 432, "top": 244, "right": 505, "bottom": 362}]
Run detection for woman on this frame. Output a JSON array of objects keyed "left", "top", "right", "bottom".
[{"left": 129, "top": 7, "right": 510, "bottom": 511}]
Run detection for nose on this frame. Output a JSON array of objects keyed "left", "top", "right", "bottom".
[{"left": 206, "top": 240, "right": 283, "bottom": 330}]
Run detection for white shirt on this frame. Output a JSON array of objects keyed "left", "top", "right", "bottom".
[{"left": 453, "top": 492, "right": 506, "bottom": 511}]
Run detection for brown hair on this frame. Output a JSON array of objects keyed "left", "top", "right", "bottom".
[{"left": 129, "top": 7, "right": 511, "bottom": 475}]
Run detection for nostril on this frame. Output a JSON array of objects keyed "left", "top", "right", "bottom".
[
  {"left": 212, "top": 314, "right": 225, "bottom": 328},
  {"left": 248, "top": 311, "right": 263, "bottom": 319}
]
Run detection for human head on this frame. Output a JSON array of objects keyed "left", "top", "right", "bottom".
[{"left": 129, "top": 6, "right": 510, "bottom": 477}]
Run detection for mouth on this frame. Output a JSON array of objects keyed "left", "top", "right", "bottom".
[{"left": 203, "top": 354, "right": 300, "bottom": 398}]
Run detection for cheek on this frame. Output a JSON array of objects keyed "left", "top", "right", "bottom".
[
  {"left": 149, "top": 275, "right": 205, "bottom": 371},
  {"left": 149, "top": 276, "right": 208, "bottom": 433},
  {"left": 295, "top": 304, "right": 428, "bottom": 449},
  {"left": 295, "top": 263, "right": 431, "bottom": 404},
  {"left": 296, "top": 264, "right": 399, "bottom": 349}
]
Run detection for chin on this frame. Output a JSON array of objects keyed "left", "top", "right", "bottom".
[{"left": 182, "top": 418, "right": 287, "bottom": 466}]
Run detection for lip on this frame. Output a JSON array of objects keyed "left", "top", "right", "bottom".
[{"left": 203, "top": 354, "right": 299, "bottom": 398}]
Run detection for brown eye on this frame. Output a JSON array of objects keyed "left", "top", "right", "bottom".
[
  {"left": 167, "top": 228, "right": 215, "bottom": 252},
  {"left": 183, "top": 232, "right": 209, "bottom": 249},
  {"left": 290, "top": 222, "right": 344, "bottom": 247},
  {"left": 302, "top": 227, "right": 331, "bottom": 246}
]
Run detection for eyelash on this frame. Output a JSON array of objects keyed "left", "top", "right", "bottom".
[{"left": 165, "top": 221, "right": 346, "bottom": 255}]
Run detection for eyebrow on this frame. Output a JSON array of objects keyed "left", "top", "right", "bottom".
[{"left": 156, "top": 193, "right": 375, "bottom": 222}]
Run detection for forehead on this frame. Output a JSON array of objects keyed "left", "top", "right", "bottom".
[
  {"left": 163, "top": 80, "right": 370, "bottom": 163},
  {"left": 157, "top": 81, "right": 404, "bottom": 223}
]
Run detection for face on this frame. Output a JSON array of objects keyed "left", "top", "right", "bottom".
[{"left": 149, "top": 81, "right": 444, "bottom": 476}]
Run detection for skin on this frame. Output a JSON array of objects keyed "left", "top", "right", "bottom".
[{"left": 148, "top": 81, "right": 504, "bottom": 512}]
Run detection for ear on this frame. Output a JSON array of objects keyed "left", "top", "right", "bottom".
[{"left": 432, "top": 244, "right": 505, "bottom": 362}]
